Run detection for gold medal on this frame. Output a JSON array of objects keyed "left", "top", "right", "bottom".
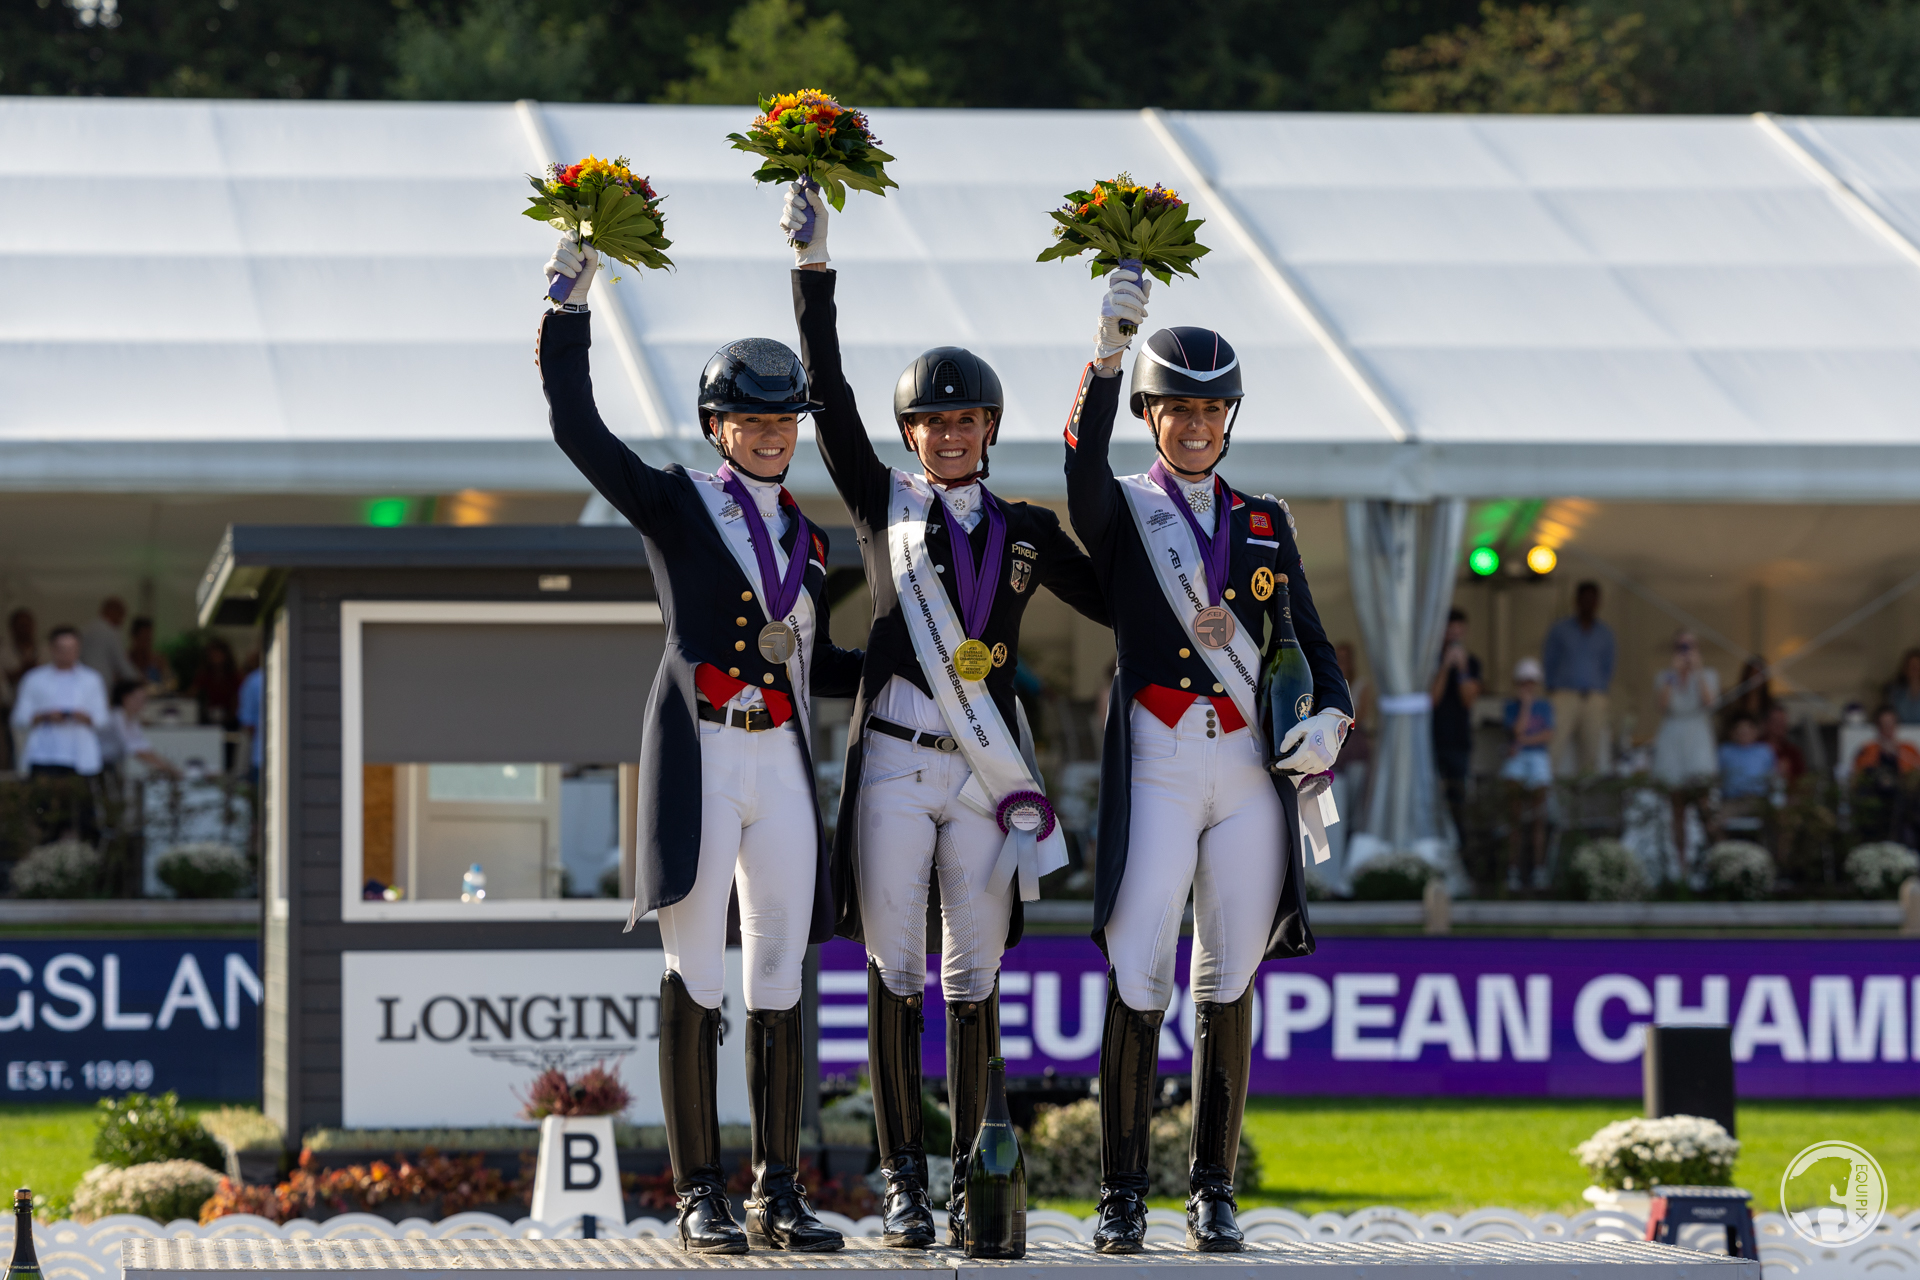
[
  {"left": 758, "top": 621, "right": 797, "bottom": 663},
  {"left": 954, "top": 638, "right": 994, "bottom": 681},
  {"left": 1194, "top": 606, "right": 1237, "bottom": 650}
]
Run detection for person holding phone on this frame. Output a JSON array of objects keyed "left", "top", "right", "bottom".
[{"left": 11, "top": 625, "right": 108, "bottom": 779}]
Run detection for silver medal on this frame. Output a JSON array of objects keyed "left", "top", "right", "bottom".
[{"left": 758, "top": 620, "right": 797, "bottom": 664}]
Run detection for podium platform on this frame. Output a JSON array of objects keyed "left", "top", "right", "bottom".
[{"left": 123, "top": 1235, "right": 1760, "bottom": 1280}]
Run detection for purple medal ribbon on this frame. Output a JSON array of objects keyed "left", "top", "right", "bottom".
[
  {"left": 718, "top": 464, "right": 811, "bottom": 623},
  {"left": 1149, "top": 459, "right": 1230, "bottom": 606},
  {"left": 938, "top": 487, "right": 1006, "bottom": 638}
]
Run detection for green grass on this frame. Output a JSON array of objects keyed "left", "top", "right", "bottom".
[{"left": 7, "top": 1098, "right": 1916, "bottom": 1221}]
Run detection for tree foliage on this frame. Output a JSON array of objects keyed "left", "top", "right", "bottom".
[
  {"left": 1378, "top": 3, "right": 1646, "bottom": 113},
  {"left": 388, "top": 0, "right": 598, "bottom": 101},
  {"left": 657, "top": 0, "right": 933, "bottom": 106}
]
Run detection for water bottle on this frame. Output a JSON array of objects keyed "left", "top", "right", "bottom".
[
  {"left": 7, "top": 1189, "right": 39, "bottom": 1280},
  {"left": 1264, "top": 573, "right": 1315, "bottom": 774},
  {"left": 963, "top": 1057, "right": 1026, "bottom": 1258},
  {"left": 460, "top": 863, "right": 487, "bottom": 902}
]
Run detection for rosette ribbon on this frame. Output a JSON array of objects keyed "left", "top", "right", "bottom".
[
  {"left": 988, "top": 790, "right": 1057, "bottom": 902},
  {"left": 1295, "top": 770, "right": 1339, "bottom": 865}
]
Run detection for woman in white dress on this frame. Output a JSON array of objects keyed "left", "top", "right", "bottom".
[{"left": 1651, "top": 630, "right": 1719, "bottom": 878}]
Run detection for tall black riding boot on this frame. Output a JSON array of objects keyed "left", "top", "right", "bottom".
[
  {"left": 1187, "top": 983, "right": 1254, "bottom": 1252},
  {"left": 944, "top": 979, "right": 1000, "bottom": 1248},
  {"left": 869, "top": 960, "right": 936, "bottom": 1248},
  {"left": 659, "top": 971, "right": 747, "bottom": 1254},
  {"left": 1093, "top": 971, "right": 1163, "bottom": 1255},
  {"left": 743, "top": 1004, "right": 844, "bottom": 1252}
]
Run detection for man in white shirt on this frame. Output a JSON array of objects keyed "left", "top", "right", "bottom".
[
  {"left": 81, "top": 597, "right": 141, "bottom": 687},
  {"left": 10, "top": 626, "right": 109, "bottom": 777}
]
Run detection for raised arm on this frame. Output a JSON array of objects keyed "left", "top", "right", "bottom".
[
  {"left": 782, "top": 185, "right": 893, "bottom": 527},
  {"left": 1064, "top": 266, "right": 1149, "bottom": 559},
  {"left": 537, "top": 239, "right": 681, "bottom": 536}
]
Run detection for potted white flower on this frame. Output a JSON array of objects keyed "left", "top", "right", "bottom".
[{"left": 1574, "top": 1115, "right": 1739, "bottom": 1214}]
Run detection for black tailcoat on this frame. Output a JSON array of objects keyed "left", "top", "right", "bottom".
[
  {"left": 539, "top": 310, "right": 863, "bottom": 942},
  {"left": 791, "top": 269, "right": 1110, "bottom": 945},
  {"left": 1062, "top": 365, "right": 1353, "bottom": 962}
]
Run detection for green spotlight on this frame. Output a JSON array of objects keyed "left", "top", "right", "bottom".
[
  {"left": 365, "top": 497, "right": 410, "bottom": 527},
  {"left": 1468, "top": 546, "right": 1500, "bottom": 577}
]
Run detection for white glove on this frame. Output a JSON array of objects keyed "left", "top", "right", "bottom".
[
  {"left": 544, "top": 234, "right": 598, "bottom": 306},
  {"left": 1274, "top": 710, "right": 1351, "bottom": 776},
  {"left": 781, "top": 179, "right": 831, "bottom": 266},
  {"left": 1095, "top": 265, "right": 1151, "bottom": 358}
]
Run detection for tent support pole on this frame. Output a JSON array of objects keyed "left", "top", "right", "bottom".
[
  {"left": 1140, "top": 107, "right": 1413, "bottom": 445},
  {"left": 516, "top": 99, "right": 675, "bottom": 439}
]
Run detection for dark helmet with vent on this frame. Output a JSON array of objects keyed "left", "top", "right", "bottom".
[
  {"left": 1128, "top": 326, "right": 1244, "bottom": 418},
  {"left": 697, "top": 337, "right": 819, "bottom": 438},
  {"left": 893, "top": 347, "right": 1004, "bottom": 444}
]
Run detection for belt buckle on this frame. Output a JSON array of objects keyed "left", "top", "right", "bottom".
[
  {"left": 934, "top": 735, "right": 958, "bottom": 752},
  {"left": 746, "top": 707, "right": 773, "bottom": 733}
]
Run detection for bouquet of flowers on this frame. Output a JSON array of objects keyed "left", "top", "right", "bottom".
[
  {"left": 523, "top": 155, "right": 673, "bottom": 302},
  {"left": 1038, "top": 173, "right": 1211, "bottom": 328},
  {"left": 726, "top": 89, "right": 896, "bottom": 242}
]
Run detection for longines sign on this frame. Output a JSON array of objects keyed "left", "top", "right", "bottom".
[{"left": 341, "top": 950, "right": 748, "bottom": 1127}]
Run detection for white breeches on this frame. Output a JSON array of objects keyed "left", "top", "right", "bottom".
[
  {"left": 856, "top": 730, "right": 1014, "bottom": 1004},
  {"left": 1105, "top": 700, "right": 1286, "bottom": 1013},
  {"left": 658, "top": 718, "right": 816, "bottom": 1012}
]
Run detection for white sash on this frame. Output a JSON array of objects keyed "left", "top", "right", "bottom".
[
  {"left": 1115, "top": 474, "right": 1340, "bottom": 866},
  {"left": 689, "top": 468, "right": 814, "bottom": 744},
  {"left": 885, "top": 471, "right": 1067, "bottom": 899}
]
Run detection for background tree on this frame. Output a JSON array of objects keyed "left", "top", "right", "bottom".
[
  {"left": 388, "top": 0, "right": 598, "bottom": 101},
  {"left": 1378, "top": 3, "right": 1647, "bottom": 112},
  {"left": 657, "top": 0, "right": 934, "bottom": 106}
]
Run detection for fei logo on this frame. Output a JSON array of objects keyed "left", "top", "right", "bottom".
[{"left": 1781, "top": 1141, "right": 1886, "bottom": 1247}]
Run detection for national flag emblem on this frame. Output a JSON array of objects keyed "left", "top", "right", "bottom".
[{"left": 1249, "top": 511, "right": 1273, "bottom": 536}]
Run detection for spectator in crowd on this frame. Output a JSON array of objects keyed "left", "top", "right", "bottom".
[
  {"left": 1653, "top": 629, "right": 1720, "bottom": 878},
  {"left": 126, "top": 616, "right": 172, "bottom": 689},
  {"left": 1853, "top": 704, "right": 1919, "bottom": 776},
  {"left": 1499, "top": 657, "right": 1554, "bottom": 892},
  {"left": 1886, "top": 648, "right": 1920, "bottom": 725},
  {"left": 1720, "top": 657, "right": 1774, "bottom": 741},
  {"left": 101, "top": 679, "right": 180, "bottom": 778},
  {"left": 81, "top": 596, "right": 141, "bottom": 687},
  {"left": 1851, "top": 704, "right": 1920, "bottom": 846},
  {"left": 0, "top": 608, "right": 34, "bottom": 773},
  {"left": 1543, "top": 580, "right": 1615, "bottom": 776},
  {"left": 1428, "top": 608, "right": 1482, "bottom": 847},
  {"left": 193, "top": 637, "right": 241, "bottom": 728},
  {"left": 1717, "top": 713, "right": 1777, "bottom": 800},
  {"left": 1764, "top": 704, "right": 1806, "bottom": 783},
  {"left": 10, "top": 625, "right": 109, "bottom": 778},
  {"left": 237, "top": 654, "right": 264, "bottom": 782}
]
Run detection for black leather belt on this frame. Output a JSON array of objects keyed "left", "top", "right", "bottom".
[
  {"left": 698, "top": 701, "right": 776, "bottom": 732},
  {"left": 866, "top": 715, "right": 960, "bottom": 752}
]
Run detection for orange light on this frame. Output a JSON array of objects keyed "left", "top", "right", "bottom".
[{"left": 1526, "top": 545, "right": 1558, "bottom": 575}]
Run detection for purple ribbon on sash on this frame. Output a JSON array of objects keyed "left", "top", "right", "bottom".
[
  {"left": 719, "top": 464, "right": 811, "bottom": 622},
  {"left": 1149, "top": 459, "right": 1230, "bottom": 607},
  {"left": 937, "top": 487, "right": 1006, "bottom": 638}
]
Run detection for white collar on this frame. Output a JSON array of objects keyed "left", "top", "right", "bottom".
[
  {"left": 732, "top": 469, "right": 785, "bottom": 524},
  {"left": 936, "top": 480, "right": 985, "bottom": 531}
]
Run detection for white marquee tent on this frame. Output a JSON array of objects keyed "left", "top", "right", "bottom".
[{"left": 5, "top": 97, "right": 1920, "bottom": 502}]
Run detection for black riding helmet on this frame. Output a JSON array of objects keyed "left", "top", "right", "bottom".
[
  {"left": 893, "top": 347, "right": 1004, "bottom": 481},
  {"left": 698, "top": 337, "right": 820, "bottom": 479},
  {"left": 1129, "top": 327, "right": 1245, "bottom": 474}
]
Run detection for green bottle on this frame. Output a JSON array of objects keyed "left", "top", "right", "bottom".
[
  {"left": 7, "top": 1189, "right": 38, "bottom": 1280},
  {"left": 963, "top": 1058, "right": 1026, "bottom": 1258},
  {"left": 1264, "top": 573, "right": 1315, "bottom": 775}
]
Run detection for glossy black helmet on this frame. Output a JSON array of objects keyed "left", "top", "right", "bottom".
[
  {"left": 893, "top": 347, "right": 1004, "bottom": 434},
  {"left": 1128, "top": 326, "right": 1244, "bottom": 418},
  {"left": 697, "top": 337, "right": 819, "bottom": 437}
]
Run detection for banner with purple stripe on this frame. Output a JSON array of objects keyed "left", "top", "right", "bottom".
[{"left": 816, "top": 935, "right": 1920, "bottom": 1098}]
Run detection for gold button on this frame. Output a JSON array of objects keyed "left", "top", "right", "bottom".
[
  {"left": 1213, "top": 683, "right": 1225, "bottom": 693},
  {"left": 735, "top": 640, "right": 746, "bottom": 651},
  {"left": 728, "top": 667, "right": 740, "bottom": 677},
  {"left": 1224, "top": 589, "right": 1236, "bottom": 600},
  {"left": 1179, "top": 647, "right": 1191, "bottom": 658},
  {"left": 741, "top": 590, "right": 753, "bottom": 601},
  {"left": 763, "top": 673, "right": 775, "bottom": 685},
  {"left": 737, "top": 616, "right": 748, "bottom": 626},
  {"left": 1180, "top": 677, "right": 1191, "bottom": 689}
]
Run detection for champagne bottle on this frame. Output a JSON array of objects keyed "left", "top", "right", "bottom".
[
  {"left": 963, "top": 1058, "right": 1025, "bottom": 1258},
  {"left": 1264, "top": 573, "right": 1315, "bottom": 775},
  {"left": 7, "top": 1189, "right": 39, "bottom": 1280}
]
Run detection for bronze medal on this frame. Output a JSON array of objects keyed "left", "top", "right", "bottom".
[
  {"left": 1194, "top": 606, "right": 1237, "bottom": 650},
  {"left": 758, "top": 620, "right": 798, "bottom": 664},
  {"left": 954, "top": 638, "right": 994, "bottom": 681}
]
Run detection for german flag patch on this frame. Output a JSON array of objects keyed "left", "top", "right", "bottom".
[{"left": 1249, "top": 511, "right": 1274, "bottom": 536}]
